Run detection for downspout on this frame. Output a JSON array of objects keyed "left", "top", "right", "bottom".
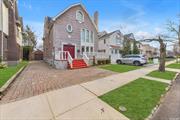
[{"left": 1, "top": 0, "right": 3, "bottom": 62}]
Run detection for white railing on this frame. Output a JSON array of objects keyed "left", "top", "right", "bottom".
[
  {"left": 82, "top": 53, "right": 89, "bottom": 66},
  {"left": 83, "top": 52, "right": 109, "bottom": 59},
  {"left": 67, "top": 52, "right": 73, "bottom": 68},
  {"left": 55, "top": 51, "right": 73, "bottom": 68},
  {"left": 96, "top": 52, "right": 109, "bottom": 59}
]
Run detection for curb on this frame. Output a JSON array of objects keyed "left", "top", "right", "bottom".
[
  {"left": 0, "top": 64, "right": 28, "bottom": 94},
  {"left": 146, "top": 73, "right": 179, "bottom": 120}
]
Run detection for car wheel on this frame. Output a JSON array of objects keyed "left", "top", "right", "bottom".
[
  {"left": 117, "top": 60, "right": 122, "bottom": 64},
  {"left": 134, "top": 61, "right": 141, "bottom": 66}
]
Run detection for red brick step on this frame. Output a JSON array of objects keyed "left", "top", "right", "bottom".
[{"left": 68, "top": 59, "right": 88, "bottom": 69}]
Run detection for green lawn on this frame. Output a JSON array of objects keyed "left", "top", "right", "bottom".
[
  {"left": 99, "top": 78, "right": 168, "bottom": 120},
  {"left": 147, "top": 70, "right": 176, "bottom": 80},
  {"left": 166, "top": 63, "right": 180, "bottom": 69},
  {"left": 0, "top": 61, "right": 28, "bottom": 88},
  {"left": 99, "top": 64, "right": 141, "bottom": 73}
]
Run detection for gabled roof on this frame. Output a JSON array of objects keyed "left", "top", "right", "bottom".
[
  {"left": 99, "top": 30, "right": 122, "bottom": 39},
  {"left": 52, "top": 3, "right": 98, "bottom": 31},
  {"left": 124, "top": 33, "right": 135, "bottom": 40}
]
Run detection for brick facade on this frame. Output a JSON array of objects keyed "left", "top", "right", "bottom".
[
  {"left": 0, "top": 0, "right": 22, "bottom": 65},
  {"left": 7, "top": 1, "right": 20, "bottom": 61}
]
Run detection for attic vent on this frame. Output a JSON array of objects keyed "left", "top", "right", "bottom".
[{"left": 76, "top": 10, "right": 84, "bottom": 23}]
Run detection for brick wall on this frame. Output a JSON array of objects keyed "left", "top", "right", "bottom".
[{"left": 7, "top": 1, "right": 20, "bottom": 61}]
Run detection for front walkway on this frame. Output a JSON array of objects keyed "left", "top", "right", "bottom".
[
  {"left": 0, "top": 61, "right": 176, "bottom": 119},
  {"left": 0, "top": 61, "right": 115, "bottom": 104},
  {"left": 151, "top": 73, "right": 180, "bottom": 120}
]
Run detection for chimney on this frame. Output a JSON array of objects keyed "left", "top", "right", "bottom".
[{"left": 94, "top": 11, "right": 99, "bottom": 31}]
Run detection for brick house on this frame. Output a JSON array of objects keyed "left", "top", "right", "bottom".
[
  {"left": 0, "top": 0, "right": 23, "bottom": 65},
  {"left": 43, "top": 3, "right": 99, "bottom": 69}
]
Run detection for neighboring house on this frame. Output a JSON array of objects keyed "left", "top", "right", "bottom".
[
  {"left": 43, "top": 3, "right": 98, "bottom": 69},
  {"left": 98, "top": 30, "right": 123, "bottom": 58},
  {"left": 138, "top": 43, "right": 159, "bottom": 59},
  {"left": 166, "top": 50, "right": 175, "bottom": 58},
  {"left": 124, "top": 33, "right": 136, "bottom": 52},
  {"left": 30, "top": 49, "right": 43, "bottom": 60},
  {"left": 173, "top": 42, "right": 180, "bottom": 56},
  {"left": 0, "top": 0, "right": 23, "bottom": 65}
]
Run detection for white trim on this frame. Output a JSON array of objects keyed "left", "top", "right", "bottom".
[
  {"left": 76, "top": 10, "right": 84, "bottom": 23},
  {"left": 66, "top": 24, "right": 73, "bottom": 33},
  {"left": 62, "top": 42, "right": 77, "bottom": 59},
  {"left": 53, "top": 3, "right": 98, "bottom": 31}
]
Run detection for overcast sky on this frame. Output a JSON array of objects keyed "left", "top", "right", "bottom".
[{"left": 18, "top": 0, "right": 180, "bottom": 50}]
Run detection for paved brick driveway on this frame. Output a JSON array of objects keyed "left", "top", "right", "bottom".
[{"left": 1, "top": 61, "right": 115, "bottom": 104}]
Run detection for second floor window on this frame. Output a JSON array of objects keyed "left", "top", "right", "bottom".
[
  {"left": 104, "top": 39, "right": 106, "bottom": 44},
  {"left": 86, "top": 30, "right": 89, "bottom": 43},
  {"left": 90, "top": 31, "right": 94, "bottom": 43}
]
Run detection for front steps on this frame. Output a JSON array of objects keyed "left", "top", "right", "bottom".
[{"left": 68, "top": 59, "right": 88, "bottom": 69}]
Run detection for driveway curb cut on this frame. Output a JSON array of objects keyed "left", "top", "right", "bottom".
[{"left": 0, "top": 64, "right": 28, "bottom": 94}]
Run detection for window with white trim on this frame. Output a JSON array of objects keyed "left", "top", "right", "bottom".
[
  {"left": 86, "top": 30, "right": 89, "bottom": 43},
  {"left": 76, "top": 10, "right": 84, "bottom": 23},
  {"left": 81, "top": 29, "right": 85, "bottom": 42},
  {"left": 86, "top": 46, "right": 89, "bottom": 52},
  {"left": 66, "top": 24, "right": 72, "bottom": 33},
  {"left": 90, "top": 31, "right": 94, "bottom": 43},
  {"left": 90, "top": 47, "right": 93, "bottom": 52}
]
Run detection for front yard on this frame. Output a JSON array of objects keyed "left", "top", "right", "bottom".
[
  {"left": 99, "top": 64, "right": 142, "bottom": 73},
  {"left": 166, "top": 63, "right": 180, "bottom": 69},
  {"left": 147, "top": 70, "right": 177, "bottom": 80},
  {"left": 0, "top": 61, "right": 28, "bottom": 88},
  {"left": 99, "top": 78, "right": 168, "bottom": 120}
]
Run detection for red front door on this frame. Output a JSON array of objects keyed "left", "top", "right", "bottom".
[{"left": 63, "top": 44, "right": 75, "bottom": 58}]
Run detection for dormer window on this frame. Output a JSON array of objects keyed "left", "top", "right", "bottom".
[{"left": 76, "top": 10, "right": 84, "bottom": 23}]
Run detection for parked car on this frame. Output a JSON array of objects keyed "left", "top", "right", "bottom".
[{"left": 116, "top": 54, "right": 147, "bottom": 66}]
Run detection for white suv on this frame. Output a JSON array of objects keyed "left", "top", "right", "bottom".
[{"left": 116, "top": 54, "right": 147, "bottom": 66}]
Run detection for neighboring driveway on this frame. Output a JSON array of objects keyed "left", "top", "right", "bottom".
[
  {"left": 151, "top": 74, "right": 180, "bottom": 120},
  {"left": 0, "top": 61, "right": 115, "bottom": 104}
]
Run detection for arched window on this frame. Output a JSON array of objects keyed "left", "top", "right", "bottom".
[{"left": 76, "top": 10, "right": 84, "bottom": 23}]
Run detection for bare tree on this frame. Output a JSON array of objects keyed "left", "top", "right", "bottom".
[
  {"left": 140, "top": 35, "right": 174, "bottom": 72},
  {"left": 167, "top": 15, "right": 180, "bottom": 54}
]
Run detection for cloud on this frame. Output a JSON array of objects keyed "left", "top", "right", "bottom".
[{"left": 134, "top": 31, "right": 153, "bottom": 39}]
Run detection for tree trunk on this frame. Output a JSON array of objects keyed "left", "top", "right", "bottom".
[{"left": 159, "top": 39, "right": 166, "bottom": 72}]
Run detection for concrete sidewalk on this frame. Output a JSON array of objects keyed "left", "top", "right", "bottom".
[
  {"left": 0, "top": 61, "right": 176, "bottom": 120},
  {"left": 0, "top": 85, "right": 128, "bottom": 120}
]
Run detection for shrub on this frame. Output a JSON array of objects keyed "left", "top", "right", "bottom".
[
  {"left": 97, "top": 59, "right": 111, "bottom": 65},
  {"left": 23, "top": 46, "right": 32, "bottom": 60},
  {"left": 0, "top": 63, "right": 7, "bottom": 69}
]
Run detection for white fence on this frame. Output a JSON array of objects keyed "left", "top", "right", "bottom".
[{"left": 111, "top": 54, "right": 122, "bottom": 64}]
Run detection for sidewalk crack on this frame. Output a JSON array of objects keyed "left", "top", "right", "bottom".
[{"left": 45, "top": 94, "right": 56, "bottom": 120}]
